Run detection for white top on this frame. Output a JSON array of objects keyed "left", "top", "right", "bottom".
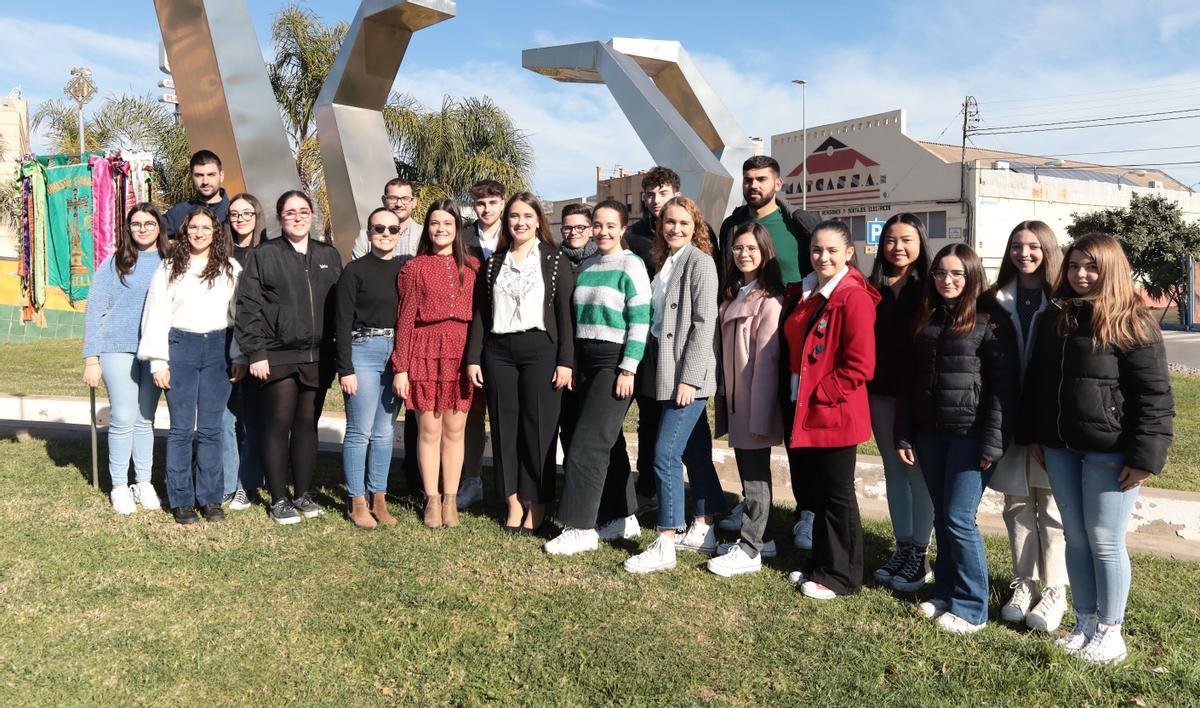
[
  {"left": 137, "top": 259, "right": 244, "bottom": 373},
  {"left": 478, "top": 223, "right": 501, "bottom": 261},
  {"left": 650, "top": 243, "right": 691, "bottom": 338},
  {"left": 738, "top": 278, "right": 759, "bottom": 298},
  {"left": 492, "top": 241, "right": 546, "bottom": 334},
  {"left": 789, "top": 265, "right": 850, "bottom": 400}
]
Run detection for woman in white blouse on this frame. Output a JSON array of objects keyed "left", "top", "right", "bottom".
[
  {"left": 139, "top": 206, "right": 244, "bottom": 525},
  {"left": 466, "top": 193, "right": 576, "bottom": 533}
]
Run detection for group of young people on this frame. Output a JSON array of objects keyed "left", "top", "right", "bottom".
[{"left": 82, "top": 150, "right": 1173, "bottom": 666}]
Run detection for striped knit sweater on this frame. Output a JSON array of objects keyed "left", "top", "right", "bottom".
[{"left": 573, "top": 251, "right": 652, "bottom": 373}]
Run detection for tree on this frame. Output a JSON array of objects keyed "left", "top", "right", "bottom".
[{"left": 1069, "top": 193, "right": 1200, "bottom": 323}]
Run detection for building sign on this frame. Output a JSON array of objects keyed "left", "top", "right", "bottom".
[
  {"left": 783, "top": 136, "right": 884, "bottom": 207},
  {"left": 865, "top": 218, "right": 884, "bottom": 254}
]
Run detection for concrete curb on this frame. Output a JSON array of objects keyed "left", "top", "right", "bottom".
[{"left": 3, "top": 393, "right": 1198, "bottom": 562}]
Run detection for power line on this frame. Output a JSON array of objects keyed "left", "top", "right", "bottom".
[
  {"left": 1054, "top": 144, "right": 1200, "bottom": 158},
  {"left": 972, "top": 113, "right": 1200, "bottom": 136},
  {"left": 975, "top": 77, "right": 1200, "bottom": 108},
  {"left": 973, "top": 107, "right": 1200, "bottom": 133},
  {"left": 981, "top": 93, "right": 1200, "bottom": 121}
]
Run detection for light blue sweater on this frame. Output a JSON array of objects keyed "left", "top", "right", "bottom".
[{"left": 82, "top": 250, "right": 163, "bottom": 357}]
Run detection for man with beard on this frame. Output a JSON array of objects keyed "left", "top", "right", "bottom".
[
  {"left": 350, "top": 178, "right": 422, "bottom": 260},
  {"left": 165, "top": 150, "right": 230, "bottom": 239},
  {"left": 717, "top": 155, "right": 820, "bottom": 285}
]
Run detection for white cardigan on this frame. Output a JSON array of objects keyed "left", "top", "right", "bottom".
[{"left": 137, "top": 259, "right": 244, "bottom": 373}]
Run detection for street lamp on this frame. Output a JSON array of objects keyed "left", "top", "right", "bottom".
[
  {"left": 1117, "top": 169, "right": 1147, "bottom": 190},
  {"left": 64, "top": 67, "right": 97, "bottom": 157},
  {"left": 792, "top": 79, "right": 807, "bottom": 211}
]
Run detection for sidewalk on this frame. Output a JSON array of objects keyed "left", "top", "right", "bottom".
[{"left": 3, "top": 392, "right": 1198, "bottom": 562}]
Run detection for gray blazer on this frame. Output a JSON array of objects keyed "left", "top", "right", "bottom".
[{"left": 653, "top": 244, "right": 720, "bottom": 401}]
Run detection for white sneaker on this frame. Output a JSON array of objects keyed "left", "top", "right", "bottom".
[
  {"left": 917, "top": 598, "right": 950, "bottom": 619},
  {"left": 1056, "top": 612, "right": 1098, "bottom": 654},
  {"left": 110, "top": 485, "right": 136, "bottom": 515},
  {"left": 132, "top": 481, "right": 161, "bottom": 510},
  {"left": 937, "top": 612, "right": 986, "bottom": 634},
  {"left": 1000, "top": 578, "right": 1039, "bottom": 624},
  {"left": 623, "top": 535, "right": 677, "bottom": 574},
  {"left": 718, "top": 539, "right": 777, "bottom": 558},
  {"left": 792, "top": 511, "right": 814, "bottom": 550},
  {"left": 597, "top": 515, "right": 641, "bottom": 541},
  {"left": 675, "top": 522, "right": 717, "bottom": 554},
  {"left": 1026, "top": 585, "right": 1067, "bottom": 632},
  {"left": 787, "top": 570, "right": 808, "bottom": 585},
  {"left": 717, "top": 502, "right": 744, "bottom": 531},
  {"left": 544, "top": 527, "right": 599, "bottom": 556},
  {"left": 1078, "top": 622, "right": 1128, "bottom": 665},
  {"left": 227, "top": 488, "right": 251, "bottom": 511},
  {"left": 800, "top": 580, "right": 837, "bottom": 600},
  {"left": 706, "top": 543, "right": 762, "bottom": 577},
  {"left": 456, "top": 476, "right": 483, "bottom": 509}
]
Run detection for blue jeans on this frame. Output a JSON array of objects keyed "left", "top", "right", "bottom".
[
  {"left": 870, "top": 395, "right": 934, "bottom": 546},
  {"left": 341, "top": 335, "right": 400, "bottom": 498},
  {"left": 221, "top": 381, "right": 263, "bottom": 494},
  {"left": 1043, "top": 447, "right": 1138, "bottom": 625},
  {"left": 916, "top": 432, "right": 992, "bottom": 626},
  {"left": 164, "top": 329, "right": 232, "bottom": 509},
  {"left": 654, "top": 399, "right": 726, "bottom": 530},
  {"left": 99, "top": 352, "right": 160, "bottom": 487}
]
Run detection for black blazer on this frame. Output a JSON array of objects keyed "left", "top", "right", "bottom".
[{"left": 465, "top": 243, "right": 576, "bottom": 369}]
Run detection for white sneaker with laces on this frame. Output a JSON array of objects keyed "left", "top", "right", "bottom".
[
  {"left": 544, "top": 527, "right": 599, "bottom": 556},
  {"left": 917, "top": 598, "right": 950, "bottom": 619},
  {"left": 675, "top": 522, "right": 717, "bottom": 554},
  {"left": 110, "top": 485, "right": 136, "bottom": 515},
  {"left": 597, "top": 515, "right": 641, "bottom": 541},
  {"left": 717, "top": 502, "right": 744, "bottom": 532},
  {"left": 718, "top": 539, "right": 777, "bottom": 558},
  {"left": 1056, "top": 612, "right": 1098, "bottom": 654},
  {"left": 706, "top": 542, "right": 762, "bottom": 577},
  {"left": 793, "top": 511, "right": 814, "bottom": 550},
  {"left": 1001, "top": 578, "right": 1039, "bottom": 623},
  {"left": 1026, "top": 584, "right": 1067, "bottom": 632},
  {"left": 456, "top": 476, "right": 483, "bottom": 509},
  {"left": 1078, "top": 622, "right": 1128, "bottom": 665},
  {"left": 623, "top": 535, "right": 677, "bottom": 574},
  {"left": 800, "top": 580, "right": 837, "bottom": 600},
  {"left": 132, "top": 481, "right": 161, "bottom": 510},
  {"left": 937, "top": 612, "right": 986, "bottom": 634},
  {"left": 227, "top": 488, "right": 251, "bottom": 511}
]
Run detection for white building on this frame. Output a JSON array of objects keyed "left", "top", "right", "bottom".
[{"left": 771, "top": 109, "right": 1200, "bottom": 273}]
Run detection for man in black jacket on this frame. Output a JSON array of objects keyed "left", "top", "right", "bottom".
[
  {"left": 626, "top": 166, "right": 718, "bottom": 278},
  {"left": 165, "top": 150, "right": 230, "bottom": 239}
]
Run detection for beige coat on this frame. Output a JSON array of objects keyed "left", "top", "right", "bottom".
[
  {"left": 720, "top": 285, "right": 784, "bottom": 449},
  {"left": 989, "top": 282, "right": 1051, "bottom": 495}
]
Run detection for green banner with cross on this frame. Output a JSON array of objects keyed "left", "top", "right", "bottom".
[{"left": 44, "top": 163, "right": 94, "bottom": 303}]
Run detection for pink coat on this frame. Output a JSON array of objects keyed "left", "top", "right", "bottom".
[{"left": 720, "top": 286, "right": 784, "bottom": 449}]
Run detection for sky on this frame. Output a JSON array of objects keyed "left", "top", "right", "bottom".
[{"left": 3, "top": 0, "right": 1200, "bottom": 199}]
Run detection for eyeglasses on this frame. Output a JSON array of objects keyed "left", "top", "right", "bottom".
[
  {"left": 382, "top": 195, "right": 415, "bottom": 205},
  {"left": 731, "top": 245, "right": 760, "bottom": 255},
  {"left": 561, "top": 225, "right": 590, "bottom": 236},
  {"left": 187, "top": 225, "right": 215, "bottom": 235},
  {"left": 129, "top": 221, "right": 157, "bottom": 231},
  {"left": 371, "top": 224, "right": 402, "bottom": 235},
  {"left": 931, "top": 269, "right": 966, "bottom": 282},
  {"left": 282, "top": 210, "right": 313, "bottom": 221},
  {"left": 230, "top": 210, "right": 256, "bottom": 222}
]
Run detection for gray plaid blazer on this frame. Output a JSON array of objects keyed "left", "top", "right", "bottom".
[{"left": 653, "top": 244, "right": 720, "bottom": 401}]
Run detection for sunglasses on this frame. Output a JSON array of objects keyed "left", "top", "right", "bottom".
[{"left": 371, "top": 224, "right": 402, "bottom": 235}]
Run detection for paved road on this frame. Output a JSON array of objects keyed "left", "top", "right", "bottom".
[{"left": 1162, "top": 330, "right": 1200, "bottom": 369}]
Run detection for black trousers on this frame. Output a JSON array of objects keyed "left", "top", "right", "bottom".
[
  {"left": 482, "top": 331, "right": 561, "bottom": 504},
  {"left": 558, "top": 341, "right": 637, "bottom": 529},
  {"left": 783, "top": 402, "right": 810, "bottom": 515},
  {"left": 259, "top": 373, "right": 328, "bottom": 503},
  {"left": 794, "top": 444, "right": 863, "bottom": 595}
]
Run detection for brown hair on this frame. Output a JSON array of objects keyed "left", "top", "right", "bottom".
[
  {"left": 418, "top": 198, "right": 476, "bottom": 286},
  {"left": 116, "top": 203, "right": 169, "bottom": 285},
  {"left": 915, "top": 243, "right": 990, "bottom": 338},
  {"left": 498, "top": 192, "right": 555, "bottom": 252},
  {"left": 993, "top": 220, "right": 1062, "bottom": 297},
  {"left": 1054, "top": 233, "right": 1157, "bottom": 350},
  {"left": 592, "top": 198, "right": 630, "bottom": 250},
  {"left": 651, "top": 196, "right": 713, "bottom": 268},
  {"left": 169, "top": 206, "right": 234, "bottom": 287},
  {"left": 469, "top": 179, "right": 505, "bottom": 201},
  {"left": 226, "top": 192, "right": 266, "bottom": 249},
  {"left": 810, "top": 219, "right": 860, "bottom": 270},
  {"left": 721, "top": 222, "right": 784, "bottom": 303}
]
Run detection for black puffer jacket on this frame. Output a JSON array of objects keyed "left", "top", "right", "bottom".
[
  {"left": 1018, "top": 299, "right": 1174, "bottom": 473},
  {"left": 896, "top": 297, "right": 1019, "bottom": 463}
]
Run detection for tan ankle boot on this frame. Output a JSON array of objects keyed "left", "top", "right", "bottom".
[
  {"left": 423, "top": 494, "right": 443, "bottom": 528},
  {"left": 442, "top": 494, "right": 459, "bottom": 527},
  {"left": 348, "top": 495, "right": 377, "bottom": 530},
  {"left": 370, "top": 492, "right": 397, "bottom": 526}
]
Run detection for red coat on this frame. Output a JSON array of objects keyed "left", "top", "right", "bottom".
[{"left": 781, "top": 267, "right": 879, "bottom": 449}]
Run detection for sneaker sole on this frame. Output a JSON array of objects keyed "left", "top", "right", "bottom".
[
  {"left": 228, "top": 502, "right": 252, "bottom": 511},
  {"left": 891, "top": 574, "right": 934, "bottom": 593},
  {"left": 544, "top": 544, "right": 599, "bottom": 556},
  {"left": 272, "top": 516, "right": 302, "bottom": 525},
  {"left": 1025, "top": 615, "right": 1062, "bottom": 632},
  {"left": 801, "top": 586, "right": 837, "bottom": 600},
  {"left": 623, "top": 560, "right": 676, "bottom": 574},
  {"left": 706, "top": 562, "right": 761, "bottom": 577},
  {"left": 297, "top": 509, "right": 323, "bottom": 519},
  {"left": 1081, "top": 652, "right": 1127, "bottom": 665}
]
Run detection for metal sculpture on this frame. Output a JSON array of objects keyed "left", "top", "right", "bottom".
[
  {"left": 523, "top": 38, "right": 754, "bottom": 228},
  {"left": 315, "top": 0, "right": 456, "bottom": 259}
]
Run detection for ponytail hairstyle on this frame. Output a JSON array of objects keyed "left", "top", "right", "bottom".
[
  {"left": 591, "top": 198, "right": 630, "bottom": 250},
  {"left": 809, "top": 219, "right": 859, "bottom": 270},
  {"left": 417, "top": 198, "right": 475, "bottom": 286},
  {"left": 914, "top": 243, "right": 989, "bottom": 338},
  {"left": 169, "top": 206, "right": 234, "bottom": 287},
  {"left": 1054, "top": 233, "right": 1158, "bottom": 350},
  {"left": 651, "top": 195, "right": 712, "bottom": 268},
  {"left": 721, "top": 222, "right": 784, "bottom": 303},
  {"left": 116, "top": 203, "right": 169, "bottom": 285},
  {"left": 992, "top": 220, "right": 1062, "bottom": 297}
]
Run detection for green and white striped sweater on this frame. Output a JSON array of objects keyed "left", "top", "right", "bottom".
[{"left": 573, "top": 251, "right": 652, "bottom": 373}]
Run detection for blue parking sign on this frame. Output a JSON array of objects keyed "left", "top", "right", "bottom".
[{"left": 866, "top": 219, "right": 885, "bottom": 246}]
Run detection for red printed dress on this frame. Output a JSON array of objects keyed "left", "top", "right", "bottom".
[{"left": 391, "top": 254, "right": 479, "bottom": 413}]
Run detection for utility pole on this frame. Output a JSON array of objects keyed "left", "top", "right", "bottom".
[{"left": 792, "top": 79, "right": 808, "bottom": 210}]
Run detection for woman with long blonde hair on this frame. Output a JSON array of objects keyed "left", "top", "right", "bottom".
[{"left": 1018, "top": 233, "right": 1174, "bottom": 664}]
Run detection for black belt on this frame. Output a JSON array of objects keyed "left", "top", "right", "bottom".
[{"left": 352, "top": 327, "right": 394, "bottom": 340}]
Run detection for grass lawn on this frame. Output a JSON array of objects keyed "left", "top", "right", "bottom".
[
  {"left": 4, "top": 338, "right": 1196, "bottom": 492},
  {"left": 0, "top": 436, "right": 1198, "bottom": 704}
]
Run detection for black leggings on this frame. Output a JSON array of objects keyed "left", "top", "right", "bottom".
[{"left": 260, "top": 374, "right": 327, "bottom": 502}]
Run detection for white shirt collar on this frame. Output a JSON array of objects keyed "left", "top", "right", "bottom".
[{"left": 801, "top": 265, "right": 850, "bottom": 300}]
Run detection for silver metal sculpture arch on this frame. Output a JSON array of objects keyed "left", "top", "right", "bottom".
[
  {"left": 523, "top": 38, "right": 755, "bottom": 229},
  {"left": 315, "top": 0, "right": 456, "bottom": 260}
]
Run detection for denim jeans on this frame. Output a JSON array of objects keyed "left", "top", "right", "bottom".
[
  {"left": 99, "top": 352, "right": 160, "bottom": 487},
  {"left": 1043, "top": 447, "right": 1139, "bottom": 625},
  {"left": 164, "top": 328, "right": 232, "bottom": 509},
  {"left": 653, "top": 399, "right": 726, "bottom": 530},
  {"left": 916, "top": 432, "right": 992, "bottom": 626},
  {"left": 870, "top": 394, "right": 934, "bottom": 547},
  {"left": 221, "top": 381, "right": 264, "bottom": 494},
  {"left": 341, "top": 334, "right": 400, "bottom": 498}
]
